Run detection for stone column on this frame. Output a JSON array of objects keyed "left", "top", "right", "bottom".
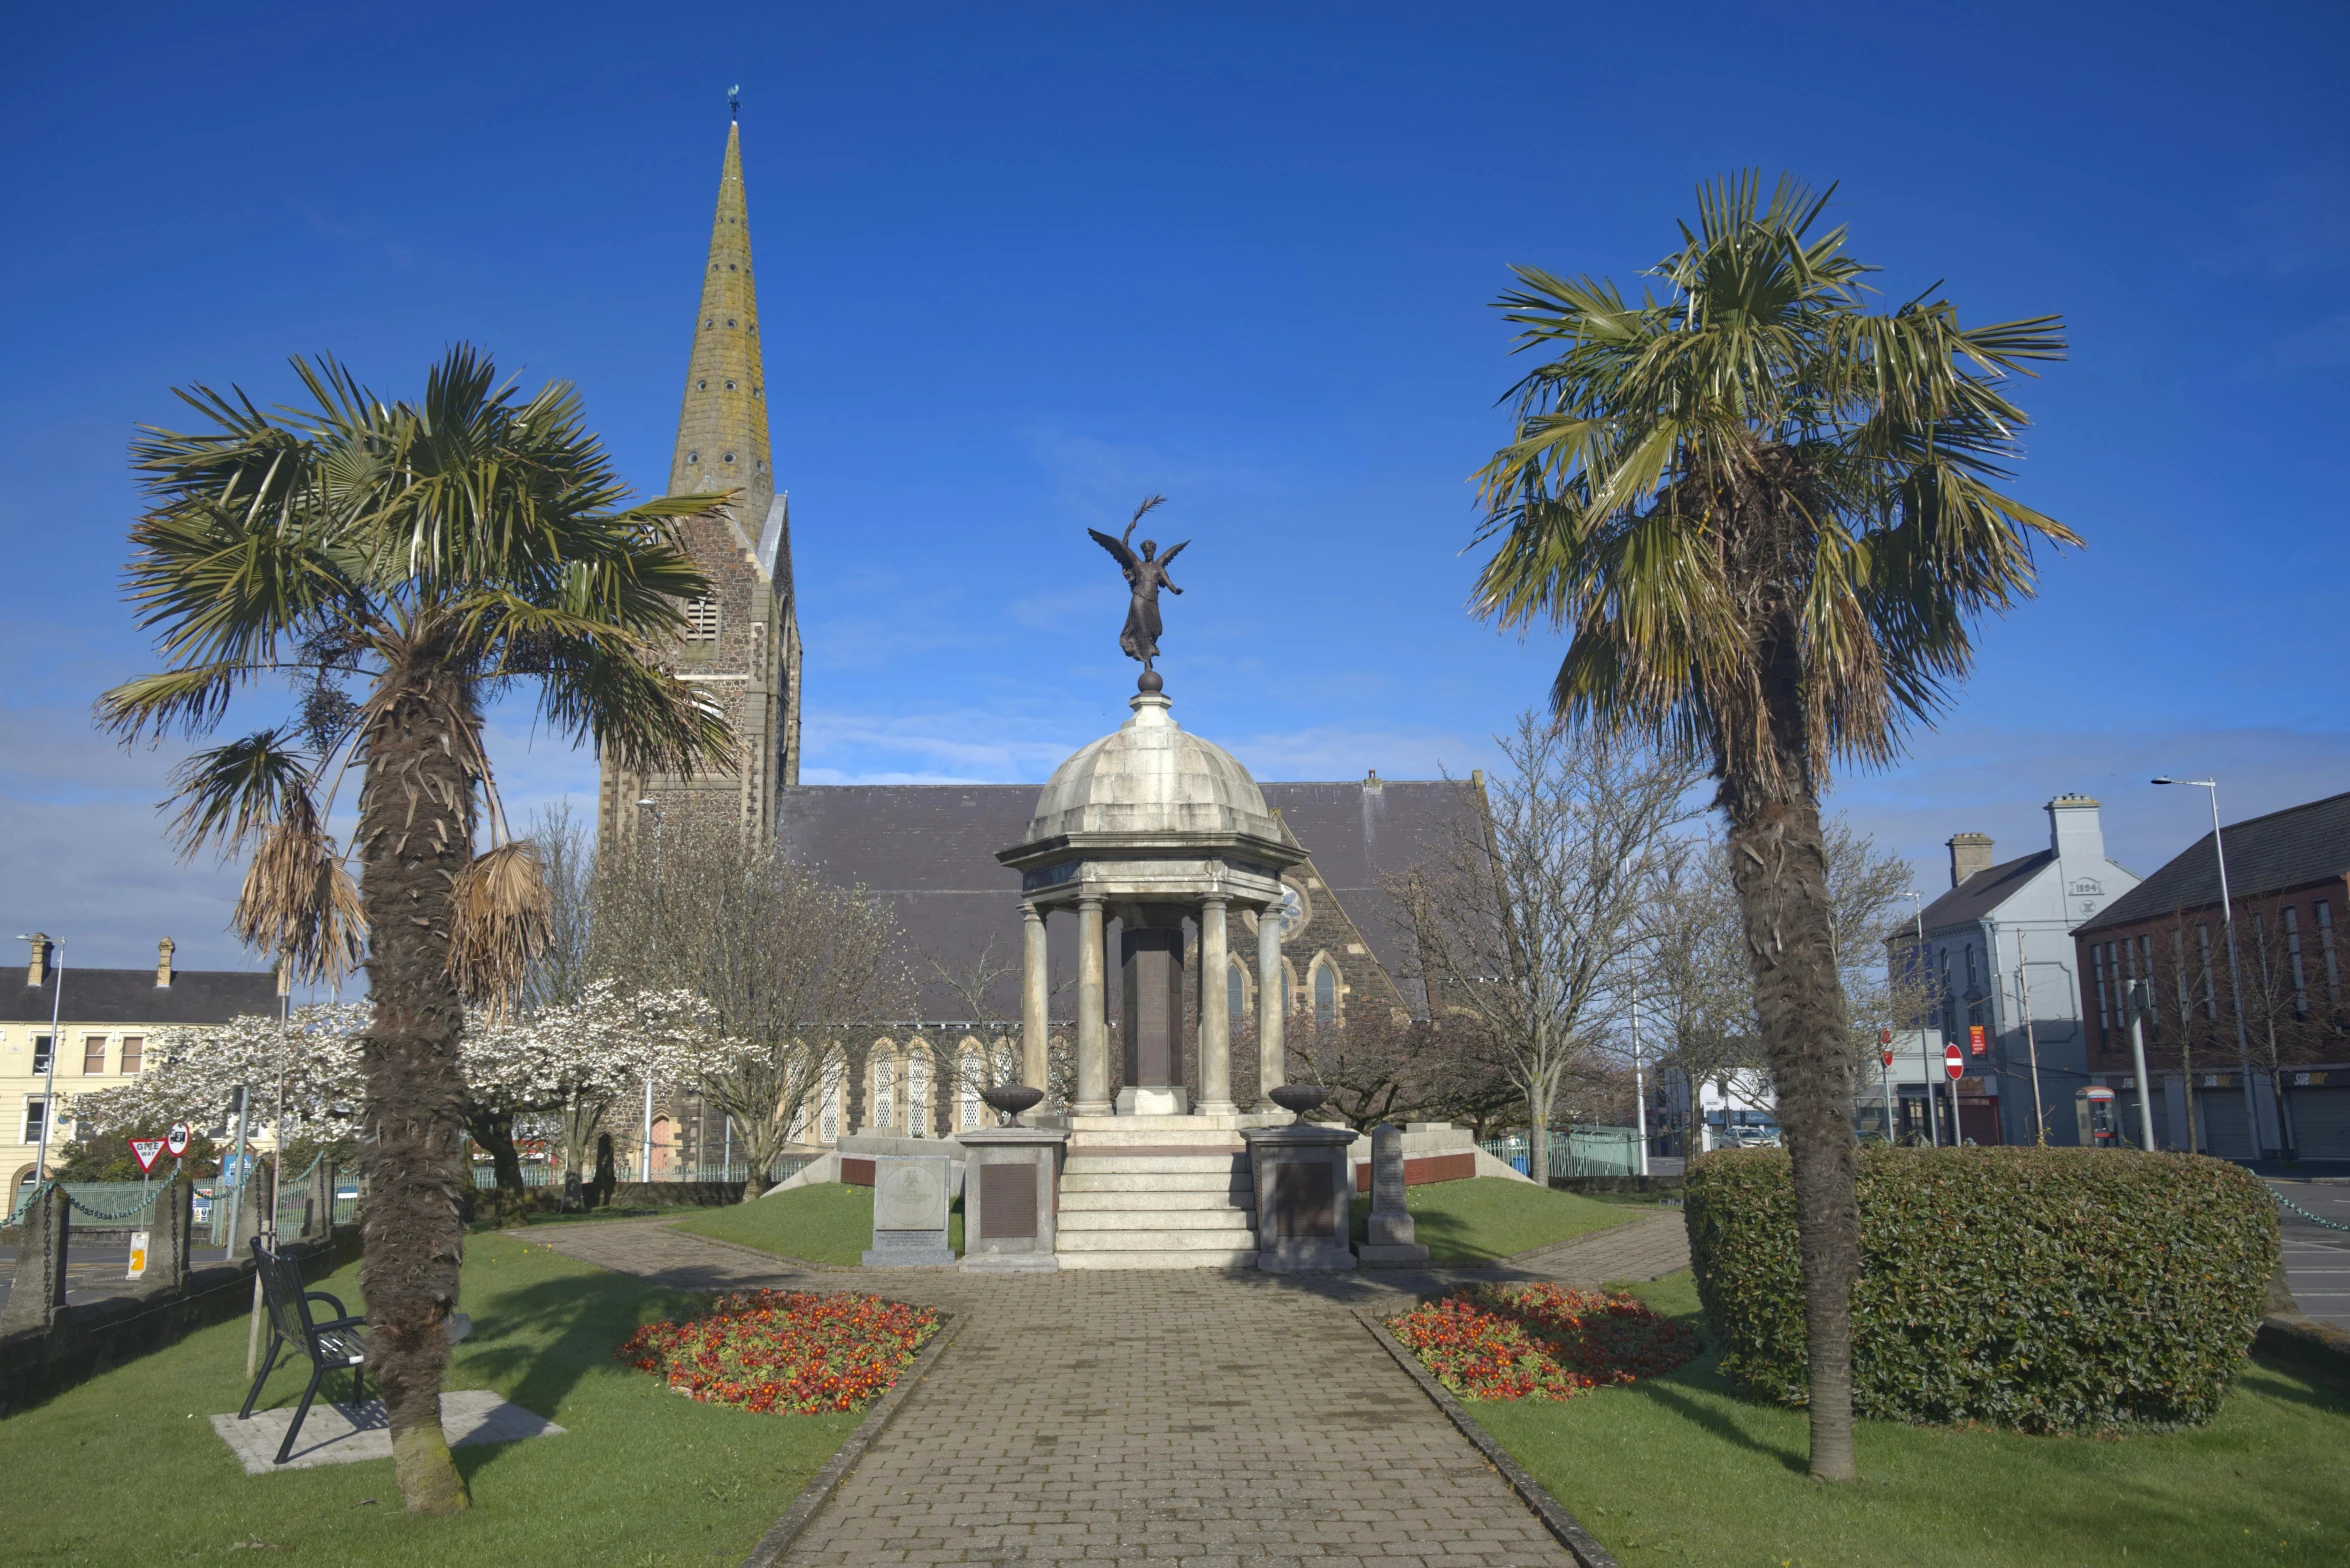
[
  {"left": 1198, "top": 897, "right": 1236, "bottom": 1115},
  {"left": 1075, "top": 895, "right": 1110, "bottom": 1115},
  {"left": 0, "top": 1185, "right": 69, "bottom": 1334},
  {"left": 1258, "top": 905, "right": 1286, "bottom": 1104},
  {"left": 1021, "top": 905, "right": 1050, "bottom": 1092}
]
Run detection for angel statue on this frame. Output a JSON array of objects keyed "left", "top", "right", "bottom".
[{"left": 1087, "top": 495, "right": 1189, "bottom": 672}]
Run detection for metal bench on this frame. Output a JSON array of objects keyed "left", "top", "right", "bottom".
[{"left": 238, "top": 1237, "right": 368, "bottom": 1465}]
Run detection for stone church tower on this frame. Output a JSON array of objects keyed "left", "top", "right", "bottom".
[{"left": 601, "top": 117, "right": 802, "bottom": 843}]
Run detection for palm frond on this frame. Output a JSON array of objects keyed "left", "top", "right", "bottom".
[
  {"left": 447, "top": 840, "right": 551, "bottom": 1013},
  {"left": 163, "top": 729, "right": 317, "bottom": 858},
  {"left": 233, "top": 815, "right": 366, "bottom": 988}
]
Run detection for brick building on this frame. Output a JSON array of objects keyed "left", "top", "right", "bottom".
[{"left": 2073, "top": 789, "right": 2350, "bottom": 1160}]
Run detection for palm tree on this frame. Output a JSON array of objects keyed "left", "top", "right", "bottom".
[
  {"left": 100, "top": 347, "right": 731, "bottom": 1513},
  {"left": 1470, "top": 175, "right": 2071, "bottom": 1480}
]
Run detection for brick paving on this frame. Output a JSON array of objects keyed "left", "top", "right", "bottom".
[{"left": 529, "top": 1206, "right": 1691, "bottom": 1568}]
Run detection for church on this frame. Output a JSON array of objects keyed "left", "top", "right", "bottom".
[{"left": 597, "top": 119, "right": 1476, "bottom": 1171}]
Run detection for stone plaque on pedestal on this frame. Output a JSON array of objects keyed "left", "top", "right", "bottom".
[
  {"left": 1357, "top": 1123, "right": 1428, "bottom": 1267},
  {"left": 960, "top": 1123, "right": 1070, "bottom": 1272},
  {"left": 862, "top": 1155, "right": 956, "bottom": 1267},
  {"left": 1240, "top": 1122, "right": 1357, "bottom": 1272}
]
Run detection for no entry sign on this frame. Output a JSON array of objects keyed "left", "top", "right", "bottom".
[
  {"left": 130, "top": 1138, "right": 167, "bottom": 1174},
  {"left": 165, "top": 1122, "right": 191, "bottom": 1158},
  {"left": 1943, "top": 1043, "right": 1965, "bottom": 1081}
]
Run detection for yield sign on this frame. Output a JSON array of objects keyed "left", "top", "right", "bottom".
[
  {"left": 165, "top": 1122, "right": 192, "bottom": 1158},
  {"left": 130, "top": 1138, "right": 167, "bottom": 1174},
  {"left": 1943, "top": 1043, "right": 1965, "bottom": 1081}
]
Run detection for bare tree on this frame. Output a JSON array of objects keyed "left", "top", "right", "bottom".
[
  {"left": 595, "top": 817, "right": 902, "bottom": 1198},
  {"left": 1635, "top": 836, "right": 1754, "bottom": 1151},
  {"left": 1392, "top": 715, "right": 1704, "bottom": 1183}
]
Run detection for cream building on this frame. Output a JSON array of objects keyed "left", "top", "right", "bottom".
[{"left": 4, "top": 935, "right": 280, "bottom": 1195}]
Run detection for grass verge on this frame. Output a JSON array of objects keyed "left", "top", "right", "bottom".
[
  {"left": 671, "top": 1182, "right": 962, "bottom": 1265},
  {"left": 1349, "top": 1176, "right": 1634, "bottom": 1262},
  {"left": 1467, "top": 1271, "right": 2350, "bottom": 1567},
  {"left": 0, "top": 1230, "right": 858, "bottom": 1567}
]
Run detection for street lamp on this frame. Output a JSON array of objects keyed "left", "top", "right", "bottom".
[
  {"left": 1906, "top": 888, "right": 1954, "bottom": 1148},
  {"left": 635, "top": 799, "right": 664, "bottom": 1184},
  {"left": 15, "top": 935, "right": 63, "bottom": 1181},
  {"left": 2152, "top": 778, "right": 2264, "bottom": 1158}
]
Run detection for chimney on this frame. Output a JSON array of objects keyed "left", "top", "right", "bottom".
[
  {"left": 1947, "top": 833, "right": 1994, "bottom": 889},
  {"left": 156, "top": 937, "right": 176, "bottom": 988},
  {"left": 2046, "top": 794, "right": 2105, "bottom": 868},
  {"left": 26, "top": 933, "right": 50, "bottom": 988},
  {"left": 1365, "top": 768, "right": 1381, "bottom": 789}
]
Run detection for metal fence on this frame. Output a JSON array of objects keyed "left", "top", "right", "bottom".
[{"left": 1478, "top": 1125, "right": 1645, "bottom": 1179}]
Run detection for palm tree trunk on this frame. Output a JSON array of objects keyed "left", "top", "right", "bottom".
[
  {"left": 1723, "top": 780, "right": 1861, "bottom": 1483},
  {"left": 355, "top": 663, "right": 475, "bottom": 1515}
]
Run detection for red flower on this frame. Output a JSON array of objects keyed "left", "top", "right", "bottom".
[
  {"left": 615, "top": 1290, "right": 938, "bottom": 1416},
  {"left": 1387, "top": 1285, "right": 1697, "bottom": 1402}
]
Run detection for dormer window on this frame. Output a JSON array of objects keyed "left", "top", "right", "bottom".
[{"left": 684, "top": 597, "right": 720, "bottom": 640}]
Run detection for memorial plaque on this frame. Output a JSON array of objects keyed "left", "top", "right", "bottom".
[
  {"left": 876, "top": 1160, "right": 948, "bottom": 1230},
  {"left": 1371, "top": 1125, "right": 1407, "bottom": 1211},
  {"left": 978, "top": 1162, "right": 1038, "bottom": 1240},
  {"left": 1271, "top": 1161, "right": 1335, "bottom": 1239}
]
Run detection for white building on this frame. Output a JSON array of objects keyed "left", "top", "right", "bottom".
[{"left": 1896, "top": 795, "right": 2141, "bottom": 1146}]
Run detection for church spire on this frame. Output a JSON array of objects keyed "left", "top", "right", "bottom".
[{"left": 670, "top": 118, "right": 778, "bottom": 566}]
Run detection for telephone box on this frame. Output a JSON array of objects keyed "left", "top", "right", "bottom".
[{"left": 2075, "top": 1086, "right": 2119, "bottom": 1148}]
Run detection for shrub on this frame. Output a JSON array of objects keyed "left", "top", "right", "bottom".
[
  {"left": 617, "top": 1289, "right": 937, "bottom": 1414},
  {"left": 1388, "top": 1283, "right": 1698, "bottom": 1401},
  {"left": 1684, "top": 1146, "right": 2278, "bottom": 1432}
]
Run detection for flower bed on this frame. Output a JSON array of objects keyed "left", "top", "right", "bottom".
[
  {"left": 1387, "top": 1283, "right": 1698, "bottom": 1401},
  {"left": 617, "top": 1289, "right": 938, "bottom": 1414}
]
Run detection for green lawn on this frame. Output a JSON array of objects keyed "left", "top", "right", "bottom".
[
  {"left": 1, "top": 1231, "right": 857, "bottom": 1567},
  {"left": 1350, "top": 1176, "right": 1634, "bottom": 1261},
  {"left": 1469, "top": 1272, "right": 2350, "bottom": 1567},
  {"left": 671, "top": 1181, "right": 962, "bottom": 1265}
]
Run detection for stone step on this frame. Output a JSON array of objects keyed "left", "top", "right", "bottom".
[
  {"left": 1058, "top": 1225, "right": 1259, "bottom": 1251},
  {"left": 1060, "top": 1187, "right": 1251, "bottom": 1211},
  {"left": 1062, "top": 1155, "right": 1249, "bottom": 1175},
  {"left": 1057, "top": 1207, "right": 1256, "bottom": 1233},
  {"left": 1057, "top": 1248, "right": 1259, "bottom": 1270},
  {"left": 1061, "top": 1170, "right": 1252, "bottom": 1194}
]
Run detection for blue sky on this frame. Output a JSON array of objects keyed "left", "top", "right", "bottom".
[{"left": 2, "top": 1, "right": 2343, "bottom": 972}]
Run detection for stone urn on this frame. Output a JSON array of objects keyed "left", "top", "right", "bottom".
[{"left": 981, "top": 1084, "right": 1046, "bottom": 1127}]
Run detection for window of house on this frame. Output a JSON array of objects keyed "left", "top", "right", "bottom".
[
  {"left": 2091, "top": 944, "right": 2111, "bottom": 1033},
  {"left": 30, "top": 1036, "right": 51, "bottom": 1075},
  {"left": 2285, "top": 907, "right": 2309, "bottom": 1017},
  {"left": 2319, "top": 900, "right": 2341, "bottom": 1005},
  {"left": 1964, "top": 945, "right": 1977, "bottom": 992},
  {"left": 21, "top": 1097, "right": 47, "bottom": 1145},
  {"left": 82, "top": 1035, "right": 107, "bottom": 1074},
  {"left": 120, "top": 1035, "right": 143, "bottom": 1074},
  {"left": 684, "top": 597, "right": 720, "bottom": 640},
  {"left": 2197, "top": 925, "right": 2217, "bottom": 1017},
  {"left": 1314, "top": 962, "right": 1338, "bottom": 1026},
  {"left": 872, "top": 1058, "right": 894, "bottom": 1129}
]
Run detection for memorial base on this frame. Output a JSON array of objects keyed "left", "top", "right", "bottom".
[
  {"left": 1355, "top": 1242, "right": 1430, "bottom": 1268},
  {"left": 1241, "top": 1123, "right": 1359, "bottom": 1273}
]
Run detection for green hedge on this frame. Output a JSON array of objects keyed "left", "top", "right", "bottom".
[{"left": 1684, "top": 1147, "right": 2278, "bottom": 1433}]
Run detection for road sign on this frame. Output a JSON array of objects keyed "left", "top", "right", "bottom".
[
  {"left": 165, "top": 1122, "right": 191, "bottom": 1158},
  {"left": 1879, "top": 1028, "right": 1893, "bottom": 1045},
  {"left": 1944, "top": 1043, "right": 1965, "bottom": 1080},
  {"left": 130, "top": 1138, "right": 166, "bottom": 1174},
  {"left": 1968, "top": 1024, "right": 1988, "bottom": 1056},
  {"left": 127, "top": 1231, "right": 150, "bottom": 1279},
  {"left": 1880, "top": 1048, "right": 1894, "bottom": 1068}
]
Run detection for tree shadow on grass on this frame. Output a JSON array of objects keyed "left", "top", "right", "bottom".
[
  {"left": 1615, "top": 1355, "right": 1811, "bottom": 1477},
  {"left": 444, "top": 1267, "right": 700, "bottom": 1479}
]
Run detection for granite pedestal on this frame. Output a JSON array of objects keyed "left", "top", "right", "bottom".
[
  {"left": 862, "top": 1154, "right": 956, "bottom": 1267},
  {"left": 959, "top": 1123, "right": 1070, "bottom": 1272},
  {"left": 1240, "top": 1122, "right": 1357, "bottom": 1272}
]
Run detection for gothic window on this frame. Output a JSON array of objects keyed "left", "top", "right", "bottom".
[
  {"left": 1313, "top": 960, "right": 1338, "bottom": 1026},
  {"left": 820, "top": 1068, "right": 840, "bottom": 1142},
  {"left": 907, "top": 1054, "right": 928, "bottom": 1136},
  {"left": 960, "top": 1053, "right": 983, "bottom": 1130},
  {"left": 873, "top": 1057, "right": 894, "bottom": 1129},
  {"left": 684, "top": 597, "right": 720, "bottom": 640},
  {"left": 1228, "top": 962, "right": 1246, "bottom": 1023}
]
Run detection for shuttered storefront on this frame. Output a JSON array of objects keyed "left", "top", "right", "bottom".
[
  {"left": 2201, "top": 1093, "right": 2258, "bottom": 1161},
  {"left": 2288, "top": 1084, "right": 2350, "bottom": 1160}
]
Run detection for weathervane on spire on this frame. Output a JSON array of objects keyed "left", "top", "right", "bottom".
[{"left": 729, "top": 83, "right": 741, "bottom": 119}]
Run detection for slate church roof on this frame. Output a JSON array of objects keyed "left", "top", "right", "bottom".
[{"left": 775, "top": 778, "right": 1478, "bottom": 1020}]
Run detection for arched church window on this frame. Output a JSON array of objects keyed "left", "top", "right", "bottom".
[
  {"left": 1314, "top": 962, "right": 1338, "bottom": 1025},
  {"left": 960, "top": 1053, "right": 983, "bottom": 1130},
  {"left": 1228, "top": 962, "right": 1245, "bottom": 1023},
  {"left": 872, "top": 1057, "right": 894, "bottom": 1129},
  {"left": 907, "top": 1054, "right": 928, "bottom": 1136},
  {"left": 820, "top": 1068, "right": 840, "bottom": 1143}
]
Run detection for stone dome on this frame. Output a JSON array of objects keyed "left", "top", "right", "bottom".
[{"left": 1020, "top": 690, "right": 1280, "bottom": 843}]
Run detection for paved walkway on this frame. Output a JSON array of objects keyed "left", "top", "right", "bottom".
[{"left": 530, "top": 1209, "right": 1689, "bottom": 1568}]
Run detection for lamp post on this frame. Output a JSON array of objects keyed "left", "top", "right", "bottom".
[
  {"left": 636, "top": 797, "right": 665, "bottom": 1184},
  {"left": 15, "top": 935, "right": 63, "bottom": 1180},
  {"left": 2152, "top": 778, "right": 2265, "bottom": 1158},
  {"left": 2125, "top": 979, "right": 2158, "bottom": 1152}
]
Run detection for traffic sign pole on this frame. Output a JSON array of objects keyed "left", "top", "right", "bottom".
[
  {"left": 1879, "top": 1028, "right": 1895, "bottom": 1143},
  {"left": 1944, "top": 1041, "right": 1967, "bottom": 1146}
]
